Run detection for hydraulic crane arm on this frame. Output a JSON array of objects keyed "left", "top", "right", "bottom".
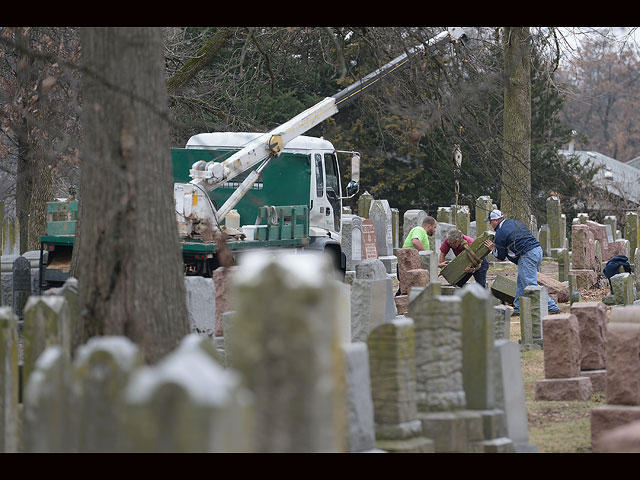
[{"left": 187, "top": 27, "right": 468, "bottom": 221}]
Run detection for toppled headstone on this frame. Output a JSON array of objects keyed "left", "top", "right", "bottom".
[{"left": 439, "top": 231, "right": 494, "bottom": 287}]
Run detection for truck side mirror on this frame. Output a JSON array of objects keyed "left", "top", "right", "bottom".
[
  {"left": 346, "top": 180, "right": 359, "bottom": 197},
  {"left": 351, "top": 153, "right": 360, "bottom": 183}
]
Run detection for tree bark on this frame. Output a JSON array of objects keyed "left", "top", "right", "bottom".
[
  {"left": 14, "top": 27, "right": 56, "bottom": 254},
  {"left": 501, "top": 27, "right": 531, "bottom": 225},
  {"left": 75, "top": 27, "right": 189, "bottom": 363}
]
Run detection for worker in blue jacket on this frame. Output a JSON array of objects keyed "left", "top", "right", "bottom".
[{"left": 483, "top": 209, "right": 560, "bottom": 316}]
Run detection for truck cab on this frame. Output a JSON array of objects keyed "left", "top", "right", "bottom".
[{"left": 184, "top": 132, "right": 343, "bottom": 242}]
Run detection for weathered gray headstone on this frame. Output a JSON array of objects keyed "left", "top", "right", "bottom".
[
  {"left": 351, "top": 277, "right": 396, "bottom": 342},
  {"left": 546, "top": 196, "right": 564, "bottom": 249},
  {"left": 539, "top": 225, "right": 551, "bottom": 258},
  {"left": 458, "top": 284, "right": 495, "bottom": 410},
  {"left": 341, "top": 342, "right": 380, "bottom": 452},
  {"left": 494, "top": 305, "right": 511, "bottom": 340},
  {"left": 23, "top": 345, "right": 75, "bottom": 452},
  {"left": 73, "top": 336, "right": 145, "bottom": 452},
  {"left": 227, "top": 251, "right": 347, "bottom": 452},
  {"left": 122, "top": 334, "right": 253, "bottom": 452},
  {"left": 493, "top": 340, "right": 538, "bottom": 452},
  {"left": 0, "top": 307, "right": 18, "bottom": 452},
  {"left": 408, "top": 291, "right": 466, "bottom": 412},
  {"left": 523, "top": 285, "right": 548, "bottom": 346},
  {"left": 391, "top": 208, "right": 400, "bottom": 250},
  {"left": 12, "top": 256, "right": 31, "bottom": 327},
  {"left": 519, "top": 296, "right": 538, "bottom": 351},
  {"left": 369, "top": 200, "right": 394, "bottom": 257},
  {"left": 358, "top": 191, "right": 373, "bottom": 219},
  {"left": 557, "top": 248, "right": 569, "bottom": 283},
  {"left": 624, "top": 211, "right": 638, "bottom": 264},
  {"left": 611, "top": 272, "right": 634, "bottom": 305},
  {"left": 22, "top": 296, "right": 72, "bottom": 389},
  {"left": 367, "top": 317, "right": 434, "bottom": 453},
  {"left": 402, "top": 210, "right": 427, "bottom": 243},
  {"left": 341, "top": 214, "right": 363, "bottom": 271},
  {"left": 475, "top": 196, "right": 492, "bottom": 239},
  {"left": 437, "top": 206, "right": 452, "bottom": 224},
  {"left": 184, "top": 276, "right": 216, "bottom": 337},
  {"left": 2, "top": 217, "right": 19, "bottom": 256},
  {"left": 355, "top": 258, "right": 388, "bottom": 280}
]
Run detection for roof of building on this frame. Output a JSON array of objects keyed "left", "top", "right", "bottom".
[{"left": 559, "top": 149, "right": 640, "bottom": 206}]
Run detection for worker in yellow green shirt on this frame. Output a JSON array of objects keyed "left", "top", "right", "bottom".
[{"left": 402, "top": 216, "right": 438, "bottom": 251}]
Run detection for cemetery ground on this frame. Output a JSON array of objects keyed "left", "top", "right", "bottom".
[{"left": 482, "top": 259, "right": 609, "bottom": 453}]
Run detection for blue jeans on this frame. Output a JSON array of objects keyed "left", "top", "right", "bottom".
[
  {"left": 456, "top": 257, "right": 489, "bottom": 288},
  {"left": 513, "top": 246, "right": 558, "bottom": 313}
]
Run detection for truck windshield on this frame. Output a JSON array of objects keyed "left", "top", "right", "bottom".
[
  {"left": 324, "top": 153, "right": 341, "bottom": 233},
  {"left": 315, "top": 154, "right": 324, "bottom": 197}
]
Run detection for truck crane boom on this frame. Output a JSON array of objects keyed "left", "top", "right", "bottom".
[{"left": 182, "top": 27, "right": 468, "bottom": 225}]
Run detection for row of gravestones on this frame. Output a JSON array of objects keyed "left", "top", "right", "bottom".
[
  {"left": 530, "top": 301, "right": 640, "bottom": 453},
  {"left": 1, "top": 250, "right": 539, "bottom": 452},
  {"left": 348, "top": 193, "right": 639, "bottom": 298},
  {"left": 203, "top": 252, "right": 539, "bottom": 453}
]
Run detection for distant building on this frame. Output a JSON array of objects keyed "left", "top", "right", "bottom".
[
  {"left": 558, "top": 148, "right": 640, "bottom": 212},
  {"left": 627, "top": 156, "right": 640, "bottom": 170}
]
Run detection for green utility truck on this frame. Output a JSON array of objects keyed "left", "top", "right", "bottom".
[{"left": 39, "top": 134, "right": 359, "bottom": 289}]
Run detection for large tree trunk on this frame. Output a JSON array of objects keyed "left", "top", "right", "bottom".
[
  {"left": 14, "top": 27, "right": 56, "bottom": 254},
  {"left": 75, "top": 27, "right": 189, "bottom": 363},
  {"left": 501, "top": 27, "right": 532, "bottom": 225}
]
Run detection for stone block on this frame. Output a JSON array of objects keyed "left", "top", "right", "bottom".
[
  {"left": 591, "top": 405, "right": 640, "bottom": 452},
  {"left": 375, "top": 435, "right": 434, "bottom": 453},
  {"left": 605, "top": 321, "right": 640, "bottom": 405},
  {"left": 418, "top": 410, "right": 484, "bottom": 453},
  {"left": 490, "top": 275, "right": 515, "bottom": 305},
  {"left": 476, "top": 437, "right": 515, "bottom": 453},
  {"left": 596, "top": 419, "right": 640, "bottom": 453},
  {"left": 542, "top": 314, "right": 581, "bottom": 378},
  {"left": 397, "top": 248, "right": 421, "bottom": 275},
  {"left": 401, "top": 269, "right": 429, "bottom": 296},
  {"left": 534, "top": 377, "right": 593, "bottom": 401},
  {"left": 570, "top": 301, "right": 607, "bottom": 370},
  {"left": 378, "top": 255, "right": 397, "bottom": 275},
  {"left": 569, "top": 269, "right": 598, "bottom": 290},
  {"left": 581, "top": 369, "right": 606, "bottom": 393},
  {"left": 184, "top": 276, "right": 216, "bottom": 338},
  {"left": 394, "top": 295, "right": 409, "bottom": 316},
  {"left": 212, "top": 267, "right": 236, "bottom": 337}
]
